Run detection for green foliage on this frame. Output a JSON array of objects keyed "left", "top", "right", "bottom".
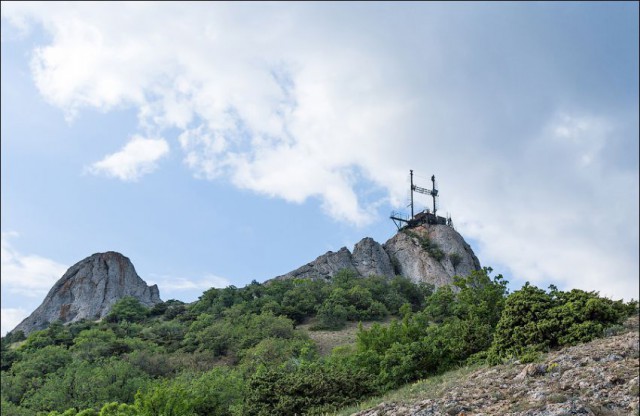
[
  {"left": 98, "top": 402, "right": 137, "bottom": 416},
  {"left": 449, "top": 252, "right": 462, "bottom": 268},
  {"left": 22, "top": 357, "right": 150, "bottom": 413},
  {"left": 134, "top": 368, "right": 243, "bottom": 416},
  {"left": 312, "top": 301, "right": 348, "bottom": 330},
  {"left": 1, "top": 398, "right": 33, "bottom": 416},
  {"left": 184, "top": 311, "right": 299, "bottom": 360},
  {"left": 354, "top": 268, "right": 508, "bottom": 390},
  {"left": 140, "top": 320, "right": 185, "bottom": 352},
  {"left": 106, "top": 297, "right": 149, "bottom": 324},
  {"left": 3, "top": 330, "right": 26, "bottom": 345},
  {"left": 488, "top": 283, "right": 634, "bottom": 364},
  {"left": 239, "top": 337, "right": 317, "bottom": 375},
  {"left": 245, "top": 361, "right": 378, "bottom": 415},
  {"left": 1, "top": 345, "right": 72, "bottom": 406}
]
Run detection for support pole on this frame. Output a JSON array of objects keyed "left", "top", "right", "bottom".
[
  {"left": 410, "top": 170, "right": 414, "bottom": 219},
  {"left": 431, "top": 175, "right": 436, "bottom": 216}
]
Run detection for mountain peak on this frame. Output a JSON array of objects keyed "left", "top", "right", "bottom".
[
  {"left": 10, "top": 251, "right": 161, "bottom": 335},
  {"left": 274, "top": 223, "right": 481, "bottom": 285}
]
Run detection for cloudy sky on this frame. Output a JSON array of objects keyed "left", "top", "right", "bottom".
[{"left": 1, "top": 2, "right": 638, "bottom": 335}]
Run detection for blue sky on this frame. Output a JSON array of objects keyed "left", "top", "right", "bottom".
[{"left": 1, "top": 2, "right": 638, "bottom": 335}]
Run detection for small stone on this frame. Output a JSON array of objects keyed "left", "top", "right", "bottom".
[{"left": 515, "top": 363, "right": 547, "bottom": 380}]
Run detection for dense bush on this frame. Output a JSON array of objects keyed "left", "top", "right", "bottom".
[
  {"left": 106, "top": 297, "right": 149, "bottom": 324},
  {"left": 245, "top": 361, "right": 378, "bottom": 415},
  {"left": 488, "top": 283, "right": 636, "bottom": 363},
  {"left": 354, "top": 268, "right": 508, "bottom": 389}
]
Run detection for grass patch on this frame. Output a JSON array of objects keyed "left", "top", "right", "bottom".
[{"left": 298, "top": 319, "right": 392, "bottom": 356}]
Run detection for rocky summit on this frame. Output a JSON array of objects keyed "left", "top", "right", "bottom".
[
  {"left": 275, "top": 224, "right": 481, "bottom": 287},
  {"left": 11, "top": 251, "right": 161, "bottom": 335}
]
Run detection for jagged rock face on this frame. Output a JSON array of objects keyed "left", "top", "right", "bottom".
[
  {"left": 383, "top": 224, "right": 481, "bottom": 287},
  {"left": 275, "top": 247, "right": 360, "bottom": 280},
  {"left": 275, "top": 225, "right": 480, "bottom": 287},
  {"left": 11, "top": 252, "right": 161, "bottom": 335},
  {"left": 352, "top": 237, "right": 395, "bottom": 278}
]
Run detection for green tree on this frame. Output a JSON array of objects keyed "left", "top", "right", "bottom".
[{"left": 106, "top": 298, "right": 149, "bottom": 324}]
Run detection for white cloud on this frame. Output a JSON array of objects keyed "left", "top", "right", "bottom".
[
  {"left": 148, "top": 273, "right": 231, "bottom": 291},
  {"left": 1, "top": 308, "right": 28, "bottom": 336},
  {"left": 1, "top": 232, "right": 69, "bottom": 297},
  {"left": 87, "top": 135, "right": 169, "bottom": 181},
  {"left": 2, "top": 3, "right": 638, "bottom": 300}
]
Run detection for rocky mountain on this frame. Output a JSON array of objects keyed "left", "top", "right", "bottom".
[
  {"left": 352, "top": 316, "right": 640, "bottom": 416},
  {"left": 383, "top": 224, "right": 481, "bottom": 287},
  {"left": 275, "top": 224, "right": 481, "bottom": 287},
  {"left": 11, "top": 251, "right": 161, "bottom": 335}
]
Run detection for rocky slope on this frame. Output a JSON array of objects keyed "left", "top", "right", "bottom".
[
  {"left": 11, "top": 252, "right": 161, "bottom": 335},
  {"left": 352, "top": 316, "right": 640, "bottom": 416},
  {"left": 275, "top": 224, "right": 480, "bottom": 288}
]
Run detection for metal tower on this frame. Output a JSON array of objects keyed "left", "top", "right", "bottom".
[
  {"left": 389, "top": 170, "right": 450, "bottom": 230},
  {"left": 412, "top": 174, "right": 438, "bottom": 217}
]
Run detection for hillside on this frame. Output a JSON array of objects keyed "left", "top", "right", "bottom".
[
  {"left": 1, "top": 228, "right": 638, "bottom": 416},
  {"left": 343, "top": 316, "right": 639, "bottom": 416}
]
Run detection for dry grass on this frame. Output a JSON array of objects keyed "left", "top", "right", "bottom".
[
  {"left": 332, "top": 364, "right": 484, "bottom": 416},
  {"left": 298, "top": 318, "right": 392, "bottom": 356}
]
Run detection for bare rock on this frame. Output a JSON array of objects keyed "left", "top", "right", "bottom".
[
  {"left": 10, "top": 252, "right": 161, "bottom": 335},
  {"left": 514, "top": 363, "right": 547, "bottom": 380},
  {"left": 274, "top": 225, "right": 481, "bottom": 288},
  {"left": 275, "top": 247, "right": 358, "bottom": 280},
  {"left": 352, "top": 237, "right": 395, "bottom": 278},
  {"left": 383, "top": 224, "right": 481, "bottom": 287}
]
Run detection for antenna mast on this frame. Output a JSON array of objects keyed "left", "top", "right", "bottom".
[
  {"left": 390, "top": 170, "right": 450, "bottom": 230},
  {"left": 410, "top": 170, "right": 414, "bottom": 219},
  {"left": 431, "top": 175, "right": 438, "bottom": 217}
]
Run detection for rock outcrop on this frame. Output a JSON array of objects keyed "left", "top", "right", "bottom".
[
  {"left": 352, "top": 237, "right": 396, "bottom": 278},
  {"left": 275, "top": 247, "right": 362, "bottom": 281},
  {"left": 275, "top": 224, "right": 481, "bottom": 287},
  {"left": 383, "top": 224, "right": 481, "bottom": 287},
  {"left": 11, "top": 252, "right": 161, "bottom": 335}
]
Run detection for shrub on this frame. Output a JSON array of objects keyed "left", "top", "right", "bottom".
[
  {"left": 106, "top": 297, "right": 149, "bottom": 324},
  {"left": 488, "top": 283, "right": 634, "bottom": 364},
  {"left": 312, "top": 302, "right": 348, "bottom": 330},
  {"left": 245, "top": 361, "right": 377, "bottom": 415},
  {"left": 449, "top": 253, "right": 462, "bottom": 268}
]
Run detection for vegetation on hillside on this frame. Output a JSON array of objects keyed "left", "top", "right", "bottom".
[{"left": 1, "top": 268, "right": 636, "bottom": 416}]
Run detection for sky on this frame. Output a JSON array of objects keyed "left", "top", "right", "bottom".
[{"left": 1, "top": 2, "right": 638, "bottom": 336}]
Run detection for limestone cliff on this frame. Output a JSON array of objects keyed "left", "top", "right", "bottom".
[
  {"left": 11, "top": 252, "right": 161, "bottom": 335},
  {"left": 383, "top": 224, "right": 481, "bottom": 287},
  {"left": 274, "top": 224, "right": 481, "bottom": 287}
]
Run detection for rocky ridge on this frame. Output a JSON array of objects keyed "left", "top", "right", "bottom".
[
  {"left": 352, "top": 316, "right": 640, "bottom": 416},
  {"left": 11, "top": 252, "right": 161, "bottom": 335},
  {"left": 275, "top": 224, "right": 481, "bottom": 288}
]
